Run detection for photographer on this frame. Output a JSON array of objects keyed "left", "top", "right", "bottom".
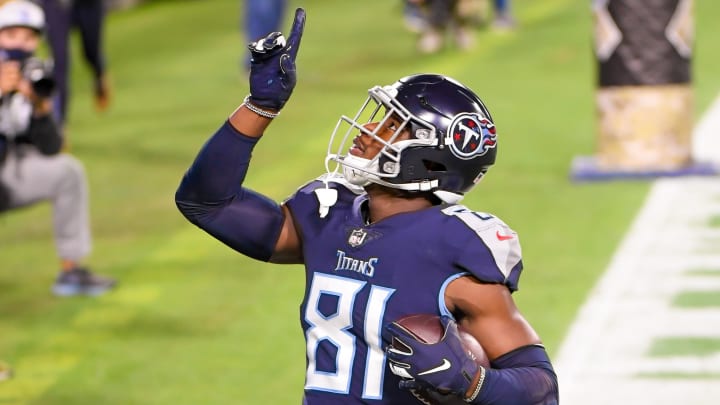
[{"left": 0, "top": 0, "right": 115, "bottom": 296}]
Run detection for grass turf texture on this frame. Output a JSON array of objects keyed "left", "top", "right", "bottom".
[
  {"left": 1, "top": 0, "right": 719, "bottom": 403},
  {"left": 672, "top": 291, "right": 720, "bottom": 308},
  {"left": 649, "top": 337, "right": 720, "bottom": 358},
  {"left": 640, "top": 339, "right": 720, "bottom": 380}
]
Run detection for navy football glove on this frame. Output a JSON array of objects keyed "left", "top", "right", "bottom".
[
  {"left": 247, "top": 7, "right": 305, "bottom": 110},
  {"left": 383, "top": 315, "right": 484, "bottom": 400}
]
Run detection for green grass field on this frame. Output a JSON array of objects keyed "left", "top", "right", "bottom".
[{"left": 1, "top": 0, "right": 719, "bottom": 403}]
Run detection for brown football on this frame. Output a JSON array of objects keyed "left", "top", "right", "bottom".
[{"left": 391, "top": 313, "right": 490, "bottom": 405}]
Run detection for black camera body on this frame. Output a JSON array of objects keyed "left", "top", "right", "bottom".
[
  {"left": 0, "top": 49, "right": 56, "bottom": 99},
  {"left": 22, "top": 57, "right": 56, "bottom": 99}
]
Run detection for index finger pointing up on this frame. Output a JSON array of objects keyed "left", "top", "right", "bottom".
[{"left": 285, "top": 8, "right": 306, "bottom": 61}]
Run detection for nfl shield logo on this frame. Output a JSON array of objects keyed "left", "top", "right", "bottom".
[{"left": 348, "top": 228, "right": 368, "bottom": 247}]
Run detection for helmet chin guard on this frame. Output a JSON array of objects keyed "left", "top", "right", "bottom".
[
  {"left": 326, "top": 74, "right": 497, "bottom": 203},
  {"left": 340, "top": 155, "right": 373, "bottom": 187}
]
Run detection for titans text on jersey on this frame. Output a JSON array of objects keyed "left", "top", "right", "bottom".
[{"left": 334, "top": 250, "right": 379, "bottom": 277}]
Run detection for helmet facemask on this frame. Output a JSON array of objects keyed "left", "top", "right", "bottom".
[{"left": 326, "top": 85, "right": 439, "bottom": 191}]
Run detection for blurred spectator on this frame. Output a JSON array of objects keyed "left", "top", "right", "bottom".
[
  {"left": 492, "top": 0, "right": 516, "bottom": 30},
  {"left": 405, "top": 0, "right": 516, "bottom": 53},
  {"left": 0, "top": 0, "right": 116, "bottom": 296},
  {"left": 39, "top": 0, "right": 110, "bottom": 129},
  {"left": 403, "top": 0, "right": 427, "bottom": 33},
  {"left": 242, "top": 0, "right": 287, "bottom": 70},
  {"left": 414, "top": 0, "right": 474, "bottom": 54}
]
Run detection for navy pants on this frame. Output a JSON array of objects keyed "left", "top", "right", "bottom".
[{"left": 41, "top": 0, "right": 107, "bottom": 126}]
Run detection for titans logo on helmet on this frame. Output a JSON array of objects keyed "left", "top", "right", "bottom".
[{"left": 445, "top": 113, "right": 497, "bottom": 160}]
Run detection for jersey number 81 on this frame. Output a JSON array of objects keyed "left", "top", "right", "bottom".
[{"left": 304, "top": 273, "right": 395, "bottom": 400}]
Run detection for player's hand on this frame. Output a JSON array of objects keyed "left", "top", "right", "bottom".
[
  {"left": 383, "top": 315, "right": 482, "bottom": 399},
  {"left": 247, "top": 7, "right": 305, "bottom": 111}
]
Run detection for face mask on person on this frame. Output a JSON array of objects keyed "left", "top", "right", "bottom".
[{"left": 0, "top": 47, "right": 32, "bottom": 62}]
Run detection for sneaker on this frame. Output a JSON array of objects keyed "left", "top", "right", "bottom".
[
  {"left": 94, "top": 74, "right": 111, "bottom": 112},
  {"left": 492, "top": 13, "right": 517, "bottom": 31},
  {"left": 0, "top": 361, "right": 11, "bottom": 382},
  {"left": 454, "top": 26, "right": 475, "bottom": 51},
  {"left": 417, "top": 29, "right": 444, "bottom": 54},
  {"left": 52, "top": 267, "right": 117, "bottom": 297}
]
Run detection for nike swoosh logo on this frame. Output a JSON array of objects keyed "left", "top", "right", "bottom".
[
  {"left": 496, "top": 230, "right": 514, "bottom": 241},
  {"left": 417, "top": 358, "right": 451, "bottom": 376}
]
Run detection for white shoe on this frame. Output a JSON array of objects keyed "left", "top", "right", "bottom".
[
  {"left": 493, "top": 13, "right": 517, "bottom": 31},
  {"left": 418, "top": 30, "right": 443, "bottom": 54},
  {"left": 454, "top": 26, "right": 475, "bottom": 51}
]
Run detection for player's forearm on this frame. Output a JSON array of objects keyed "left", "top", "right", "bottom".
[
  {"left": 175, "top": 104, "right": 274, "bottom": 205},
  {"left": 175, "top": 119, "right": 284, "bottom": 261},
  {"left": 472, "top": 345, "right": 558, "bottom": 405},
  {"left": 175, "top": 120, "right": 259, "bottom": 203},
  {"left": 228, "top": 103, "right": 275, "bottom": 138}
]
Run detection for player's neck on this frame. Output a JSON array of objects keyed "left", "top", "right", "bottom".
[{"left": 365, "top": 190, "right": 433, "bottom": 224}]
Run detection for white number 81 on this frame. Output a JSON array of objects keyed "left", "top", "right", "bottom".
[{"left": 304, "top": 273, "right": 395, "bottom": 400}]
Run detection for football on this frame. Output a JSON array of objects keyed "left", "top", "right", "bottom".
[{"left": 390, "top": 313, "right": 490, "bottom": 405}]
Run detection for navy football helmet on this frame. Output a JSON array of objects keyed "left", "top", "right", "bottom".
[{"left": 326, "top": 73, "right": 497, "bottom": 203}]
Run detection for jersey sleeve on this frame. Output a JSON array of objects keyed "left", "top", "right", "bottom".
[{"left": 442, "top": 205, "right": 524, "bottom": 292}]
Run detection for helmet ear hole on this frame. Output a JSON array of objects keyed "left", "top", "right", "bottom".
[{"left": 423, "top": 160, "right": 446, "bottom": 172}]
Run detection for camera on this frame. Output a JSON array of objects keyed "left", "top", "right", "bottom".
[
  {"left": 0, "top": 49, "right": 56, "bottom": 99},
  {"left": 22, "top": 57, "right": 55, "bottom": 99}
]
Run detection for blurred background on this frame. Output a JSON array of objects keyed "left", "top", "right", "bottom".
[{"left": 1, "top": 0, "right": 719, "bottom": 403}]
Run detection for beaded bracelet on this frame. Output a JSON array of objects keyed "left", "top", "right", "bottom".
[{"left": 242, "top": 95, "right": 279, "bottom": 119}]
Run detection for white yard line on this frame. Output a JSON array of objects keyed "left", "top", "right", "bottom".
[{"left": 555, "top": 96, "right": 720, "bottom": 405}]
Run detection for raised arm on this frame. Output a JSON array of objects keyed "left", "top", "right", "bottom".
[{"left": 175, "top": 9, "right": 306, "bottom": 264}]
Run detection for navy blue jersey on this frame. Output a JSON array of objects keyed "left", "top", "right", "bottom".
[{"left": 284, "top": 176, "right": 524, "bottom": 404}]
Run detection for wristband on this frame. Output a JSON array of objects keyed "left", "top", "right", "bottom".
[
  {"left": 243, "top": 95, "right": 279, "bottom": 119},
  {"left": 465, "top": 366, "right": 486, "bottom": 403}
]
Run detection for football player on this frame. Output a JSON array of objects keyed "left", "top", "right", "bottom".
[{"left": 176, "top": 8, "right": 558, "bottom": 404}]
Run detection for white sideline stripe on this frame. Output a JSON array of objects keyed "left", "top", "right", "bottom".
[
  {"left": 693, "top": 94, "right": 720, "bottom": 163},
  {"left": 555, "top": 94, "right": 720, "bottom": 405}
]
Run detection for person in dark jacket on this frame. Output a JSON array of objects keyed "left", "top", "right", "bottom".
[{"left": 0, "top": 0, "right": 115, "bottom": 296}]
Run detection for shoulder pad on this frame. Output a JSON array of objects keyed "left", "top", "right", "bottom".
[{"left": 441, "top": 205, "right": 522, "bottom": 282}]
